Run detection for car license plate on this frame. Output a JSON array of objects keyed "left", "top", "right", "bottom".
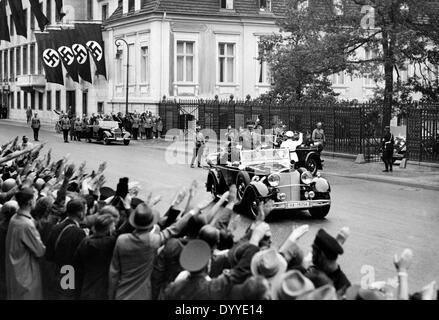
[{"left": 287, "top": 201, "right": 310, "bottom": 209}]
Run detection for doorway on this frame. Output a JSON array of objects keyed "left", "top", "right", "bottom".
[{"left": 66, "top": 90, "right": 76, "bottom": 115}]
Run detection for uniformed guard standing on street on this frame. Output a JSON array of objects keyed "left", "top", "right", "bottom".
[
  {"left": 381, "top": 126, "right": 395, "bottom": 172},
  {"left": 74, "top": 117, "right": 83, "bottom": 142},
  {"left": 31, "top": 113, "right": 41, "bottom": 142},
  {"left": 61, "top": 115, "right": 71, "bottom": 143},
  {"left": 132, "top": 115, "right": 140, "bottom": 140},
  {"left": 191, "top": 126, "right": 205, "bottom": 168}
]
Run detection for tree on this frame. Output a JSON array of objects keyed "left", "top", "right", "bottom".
[{"left": 262, "top": 0, "right": 439, "bottom": 126}]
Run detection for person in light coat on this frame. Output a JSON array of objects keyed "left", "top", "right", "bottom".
[{"left": 281, "top": 131, "right": 303, "bottom": 163}]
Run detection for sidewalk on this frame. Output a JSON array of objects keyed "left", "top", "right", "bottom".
[{"left": 142, "top": 139, "right": 439, "bottom": 191}]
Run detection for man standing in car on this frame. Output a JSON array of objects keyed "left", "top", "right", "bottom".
[{"left": 381, "top": 126, "right": 395, "bottom": 173}]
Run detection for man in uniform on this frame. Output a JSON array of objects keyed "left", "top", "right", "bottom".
[
  {"left": 381, "top": 126, "right": 395, "bottom": 173},
  {"left": 281, "top": 131, "right": 303, "bottom": 163},
  {"left": 191, "top": 126, "right": 205, "bottom": 168},
  {"left": 312, "top": 122, "right": 326, "bottom": 152},
  {"left": 132, "top": 114, "right": 140, "bottom": 140},
  {"left": 31, "top": 113, "right": 41, "bottom": 142},
  {"left": 61, "top": 115, "right": 71, "bottom": 143},
  {"left": 239, "top": 120, "right": 262, "bottom": 151},
  {"left": 305, "top": 229, "right": 351, "bottom": 297},
  {"left": 74, "top": 117, "right": 83, "bottom": 142}
]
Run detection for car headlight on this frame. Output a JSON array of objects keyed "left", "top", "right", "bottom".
[
  {"left": 268, "top": 173, "right": 280, "bottom": 187},
  {"left": 301, "top": 171, "right": 314, "bottom": 185},
  {"left": 314, "top": 178, "right": 330, "bottom": 193}
]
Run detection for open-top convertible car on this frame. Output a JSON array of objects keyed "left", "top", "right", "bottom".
[
  {"left": 206, "top": 148, "right": 331, "bottom": 219},
  {"left": 87, "top": 120, "right": 131, "bottom": 145}
]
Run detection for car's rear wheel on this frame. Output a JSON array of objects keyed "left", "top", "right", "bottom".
[
  {"left": 309, "top": 194, "right": 331, "bottom": 219},
  {"left": 103, "top": 137, "right": 110, "bottom": 145},
  {"left": 306, "top": 157, "right": 319, "bottom": 176},
  {"left": 236, "top": 171, "right": 251, "bottom": 201}
]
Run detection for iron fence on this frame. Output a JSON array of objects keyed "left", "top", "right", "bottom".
[{"left": 159, "top": 99, "right": 439, "bottom": 164}]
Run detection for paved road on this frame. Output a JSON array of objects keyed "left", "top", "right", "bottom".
[{"left": 1, "top": 123, "right": 438, "bottom": 293}]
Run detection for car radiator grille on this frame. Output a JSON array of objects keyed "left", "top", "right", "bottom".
[{"left": 278, "top": 171, "right": 301, "bottom": 202}]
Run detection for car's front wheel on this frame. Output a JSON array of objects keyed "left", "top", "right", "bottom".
[
  {"left": 103, "top": 137, "right": 110, "bottom": 145},
  {"left": 242, "top": 186, "right": 260, "bottom": 219},
  {"left": 236, "top": 171, "right": 251, "bottom": 201},
  {"left": 306, "top": 157, "right": 319, "bottom": 175},
  {"left": 124, "top": 139, "right": 130, "bottom": 146}
]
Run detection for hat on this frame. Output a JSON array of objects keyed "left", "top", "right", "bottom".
[
  {"left": 99, "top": 187, "right": 116, "bottom": 201},
  {"left": 251, "top": 248, "right": 288, "bottom": 280},
  {"left": 129, "top": 203, "right": 158, "bottom": 230},
  {"left": 285, "top": 131, "right": 295, "bottom": 138},
  {"left": 180, "top": 240, "right": 212, "bottom": 273},
  {"left": 2, "top": 178, "right": 17, "bottom": 192},
  {"left": 313, "top": 229, "right": 344, "bottom": 260},
  {"left": 272, "top": 270, "right": 315, "bottom": 300},
  {"left": 130, "top": 197, "right": 145, "bottom": 209},
  {"left": 297, "top": 284, "right": 337, "bottom": 300},
  {"left": 345, "top": 285, "right": 387, "bottom": 300},
  {"left": 279, "top": 241, "right": 304, "bottom": 268}
]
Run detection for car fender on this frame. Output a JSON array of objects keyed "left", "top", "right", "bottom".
[
  {"left": 206, "top": 169, "right": 219, "bottom": 192},
  {"left": 123, "top": 133, "right": 131, "bottom": 139},
  {"left": 103, "top": 131, "right": 112, "bottom": 138},
  {"left": 249, "top": 181, "right": 269, "bottom": 197}
]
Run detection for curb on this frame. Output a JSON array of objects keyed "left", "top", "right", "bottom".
[
  {"left": 146, "top": 143, "right": 439, "bottom": 191},
  {"left": 323, "top": 172, "right": 439, "bottom": 192}
]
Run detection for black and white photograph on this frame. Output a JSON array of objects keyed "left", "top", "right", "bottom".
[{"left": 0, "top": 0, "right": 438, "bottom": 308}]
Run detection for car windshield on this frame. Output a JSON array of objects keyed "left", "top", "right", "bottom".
[
  {"left": 98, "top": 121, "right": 119, "bottom": 130},
  {"left": 240, "top": 148, "right": 290, "bottom": 166}
]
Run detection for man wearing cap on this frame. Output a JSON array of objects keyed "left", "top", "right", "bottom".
[
  {"left": 312, "top": 122, "right": 326, "bottom": 151},
  {"left": 5, "top": 188, "right": 46, "bottom": 300},
  {"left": 108, "top": 203, "right": 194, "bottom": 300},
  {"left": 31, "top": 113, "right": 41, "bottom": 142},
  {"left": 61, "top": 115, "right": 71, "bottom": 143},
  {"left": 381, "top": 126, "right": 395, "bottom": 172},
  {"left": 281, "top": 131, "right": 303, "bottom": 163},
  {"left": 190, "top": 126, "right": 205, "bottom": 168},
  {"left": 239, "top": 120, "right": 262, "bottom": 151},
  {"left": 305, "top": 229, "right": 351, "bottom": 296}
]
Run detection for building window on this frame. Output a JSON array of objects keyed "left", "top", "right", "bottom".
[
  {"left": 23, "top": 45, "right": 28, "bottom": 75},
  {"left": 10, "top": 92, "right": 14, "bottom": 109},
  {"left": 129, "top": 44, "right": 135, "bottom": 84},
  {"left": 176, "top": 41, "right": 194, "bottom": 82},
  {"left": 82, "top": 91, "right": 88, "bottom": 115},
  {"left": 259, "top": 0, "right": 271, "bottom": 11},
  {"left": 331, "top": 72, "right": 345, "bottom": 86},
  {"left": 31, "top": 92, "right": 35, "bottom": 110},
  {"left": 9, "top": 49, "right": 14, "bottom": 80},
  {"left": 47, "top": 90, "right": 52, "bottom": 111},
  {"left": 333, "top": 0, "right": 343, "bottom": 16},
  {"left": 218, "top": 43, "right": 235, "bottom": 83},
  {"left": 16, "top": 47, "right": 21, "bottom": 76},
  {"left": 140, "top": 46, "right": 149, "bottom": 83},
  {"left": 128, "top": 0, "right": 135, "bottom": 12},
  {"left": 297, "top": 0, "right": 309, "bottom": 10},
  {"left": 16, "top": 91, "right": 21, "bottom": 109},
  {"left": 116, "top": 49, "right": 123, "bottom": 85},
  {"left": 364, "top": 48, "right": 378, "bottom": 86},
  {"left": 24, "top": 92, "right": 28, "bottom": 109},
  {"left": 30, "top": 44, "right": 35, "bottom": 74},
  {"left": 3, "top": 51, "right": 7, "bottom": 80},
  {"left": 10, "top": 16, "right": 14, "bottom": 36},
  {"left": 257, "top": 43, "right": 271, "bottom": 84},
  {"left": 56, "top": 90, "right": 61, "bottom": 111},
  {"left": 37, "top": 46, "right": 43, "bottom": 74},
  {"left": 47, "top": 0, "right": 52, "bottom": 24},
  {"left": 220, "top": 0, "right": 233, "bottom": 9},
  {"left": 0, "top": 51, "right": 2, "bottom": 81},
  {"left": 102, "top": 4, "right": 108, "bottom": 20},
  {"left": 38, "top": 92, "right": 43, "bottom": 110},
  {"left": 97, "top": 102, "right": 104, "bottom": 114},
  {"left": 87, "top": 0, "right": 93, "bottom": 20},
  {"left": 31, "top": 7, "right": 35, "bottom": 30}
]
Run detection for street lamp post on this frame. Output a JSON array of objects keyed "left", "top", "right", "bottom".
[{"left": 115, "top": 38, "right": 130, "bottom": 115}]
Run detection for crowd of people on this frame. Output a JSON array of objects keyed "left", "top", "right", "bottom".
[
  {"left": 0, "top": 136, "right": 437, "bottom": 301},
  {"left": 53, "top": 109, "right": 164, "bottom": 142}
]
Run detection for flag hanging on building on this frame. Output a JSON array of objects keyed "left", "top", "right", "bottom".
[
  {"left": 68, "top": 28, "right": 92, "bottom": 83},
  {"left": 35, "top": 32, "right": 64, "bottom": 85},
  {"left": 0, "top": 0, "right": 10, "bottom": 42},
  {"left": 55, "top": 0, "right": 65, "bottom": 20},
  {"left": 8, "top": 0, "right": 27, "bottom": 38},
  {"left": 51, "top": 29, "right": 79, "bottom": 83},
  {"left": 75, "top": 23, "right": 107, "bottom": 79},
  {"left": 29, "top": 0, "right": 49, "bottom": 31}
]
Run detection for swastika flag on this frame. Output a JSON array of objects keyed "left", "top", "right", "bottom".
[
  {"left": 75, "top": 23, "right": 107, "bottom": 79},
  {"left": 35, "top": 32, "right": 64, "bottom": 85},
  {"left": 51, "top": 29, "right": 79, "bottom": 83},
  {"left": 69, "top": 28, "right": 92, "bottom": 84}
]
